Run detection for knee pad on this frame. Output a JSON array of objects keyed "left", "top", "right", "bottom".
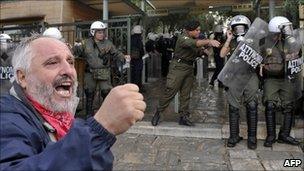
[
  {"left": 265, "top": 101, "right": 276, "bottom": 111},
  {"left": 229, "top": 104, "right": 239, "bottom": 113},
  {"left": 282, "top": 103, "right": 294, "bottom": 114},
  {"left": 246, "top": 101, "right": 257, "bottom": 111}
]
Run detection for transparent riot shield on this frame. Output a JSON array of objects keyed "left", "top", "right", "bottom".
[
  {"left": 285, "top": 29, "right": 303, "bottom": 79},
  {"left": 0, "top": 42, "right": 16, "bottom": 94},
  {"left": 284, "top": 28, "right": 303, "bottom": 100},
  {"left": 218, "top": 18, "right": 268, "bottom": 93}
]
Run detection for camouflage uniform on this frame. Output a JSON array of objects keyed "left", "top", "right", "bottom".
[{"left": 77, "top": 38, "right": 125, "bottom": 116}]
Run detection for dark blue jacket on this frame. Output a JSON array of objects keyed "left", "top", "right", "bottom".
[{"left": 0, "top": 83, "right": 116, "bottom": 170}]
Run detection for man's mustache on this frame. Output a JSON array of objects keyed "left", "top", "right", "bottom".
[{"left": 53, "top": 75, "right": 76, "bottom": 88}]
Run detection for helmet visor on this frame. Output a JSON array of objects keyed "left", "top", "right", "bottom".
[
  {"left": 233, "top": 25, "right": 246, "bottom": 36},
  {"left": 0, "top": 39, "right": 12, "bottom": 43},
  {"left": 279, "top": 23, "right": 293, "bottom": 36}
]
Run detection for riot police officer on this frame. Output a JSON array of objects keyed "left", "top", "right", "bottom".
[
  {"left": 0, "top": 34, "right": 14, "bottom": 95},
  {"left": 260, "top": 16, "right": 301, "bottom": 147},
  {"left": 77, "top": 21, "right": 130, "bottom": 117},
  {"left": 130, "top": 25, "right": 145, "bottom": 92},
  {"left": 43, "top": 27, "right": 63, "bottom": 40},
  {"left": 151, "top": 20, "right": 220, "bottom": 126},
  {"left": 220, "top": 15, "right": 260, "bottom": 149},
  {"left": 43, "top": 27, "right": 74, "bottom": 50}
]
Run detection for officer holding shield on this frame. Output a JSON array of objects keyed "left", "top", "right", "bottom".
[
  {"left": 0, "top": 34, "right": 15, "bottom": 95},
  {"left": 76, "top": 21, "right": 130, "bottom": 117},
  {"left": 260, "top": 16, "right": 301, "bottom": 147},
  {"left": 219, "top": 15, "right": 260, "bottom": 150}
]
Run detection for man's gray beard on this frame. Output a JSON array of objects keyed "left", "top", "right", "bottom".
[{"left": 27, "top": 75, "right": 79, "bottom": 115}]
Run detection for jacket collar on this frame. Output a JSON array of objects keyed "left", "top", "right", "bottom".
[{"left": 9, "top": 81, "right": 57, "bottom": 142}]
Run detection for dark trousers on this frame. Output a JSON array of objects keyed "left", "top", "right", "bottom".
[
  {"left": 161, "top": 52, "right": 171, "bottom": 77},
  {"left": 131, "top": 58, "right": 143, "bottom": 89},
  {"left": 210, "top": 55, "right": 224, "bottom": 84}
]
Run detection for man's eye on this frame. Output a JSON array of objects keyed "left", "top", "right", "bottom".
[
  {"left": 47, "top": 61, "right": 58, "bottom": 65},
  {"left": 68, "top": 59, "right": 75, "bottom": 65}
]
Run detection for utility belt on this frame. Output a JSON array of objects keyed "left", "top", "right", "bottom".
[
  {"left": 90, "top": 68, "right": 110, "bottom": 81},
  {"left": 174, "top": 57, "right": 194, "bottom": 66},
  {"left": 263, "top": 72, "right": 285, "bottom": 79}
]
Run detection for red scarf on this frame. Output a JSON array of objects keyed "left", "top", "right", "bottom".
[{"left": 27, "top": 95, "right": 74, "bottom": 140}]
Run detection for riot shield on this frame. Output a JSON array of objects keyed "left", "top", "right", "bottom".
[
  {"left": 0, "top": 42, "right": 16, "bottom": 94},
  {"left": 285, "top": 28, "right": 303, "bottom": 79},
  {"left": 218, "top": 18, "right": 268, "bottom": 93},
  {"left": 284, "top": 28, "right": 303, "bottom": 100}
]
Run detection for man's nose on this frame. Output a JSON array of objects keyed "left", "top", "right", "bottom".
[{"left": 59, "top": 61, "right": 76, "bottom": 77}]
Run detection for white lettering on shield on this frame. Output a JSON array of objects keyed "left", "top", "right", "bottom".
[
  {"left": 238, "top": 43, "right": 263, "bottom": 69},
  {"left": 0, "top": 66, "right": 14, "bottom": 80},
  {"left": 288, "top": 58, "right": 303, "bottom": 75}
]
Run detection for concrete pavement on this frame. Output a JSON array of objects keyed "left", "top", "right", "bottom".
[
  {"left": 111, "top": 77, "right": 303, "bottom": 170},
  {"left": 112, "top": 133, "right": 303, "bottom": 170}
]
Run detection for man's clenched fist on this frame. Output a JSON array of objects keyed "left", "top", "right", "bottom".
[{"left": 94, "top": 84, "right": 146, "bottom": 135}]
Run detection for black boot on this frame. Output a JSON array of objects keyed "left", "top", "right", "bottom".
[
  {"left": 264, "top": 102, "right": 276, "bottom": 147},
  {"left": 227, "top": 105, "right": 243, "bottom": 147},
  {"left": 218, "top": 81, "right": 224, "bottom": 88},
  {"left": 179, "top": 112, "right": 195, "bottom": 126},
  {"left": 209, "top": 81, "right": 214, "bottom": 88},
  {"left": 246, "top": 101, "right": 257, "bottom": 150},
  {"left": 277, "top": 104, "right": 299, "bottom": 145},
  {"left": 85, "top": 90, "right": 95, "bottom": 118},
  {"left": 151, "top": 110, "right": 161, "bottom": 126}
]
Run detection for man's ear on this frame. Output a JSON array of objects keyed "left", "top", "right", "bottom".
[{"left": 16, "top": 70, "right": 27, "bottom": 89}]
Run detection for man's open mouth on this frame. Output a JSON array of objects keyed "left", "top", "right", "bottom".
[{"left": 55, "top": 81, "right": 73, "bottom": 98}]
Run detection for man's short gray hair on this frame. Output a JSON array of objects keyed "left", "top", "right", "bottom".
[{"left": 11, "top": 34, "right": 42, "bottom": 83}]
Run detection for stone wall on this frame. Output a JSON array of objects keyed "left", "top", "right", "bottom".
[{"left": 0, "top": 0, "right": 100, "bottom": 25}]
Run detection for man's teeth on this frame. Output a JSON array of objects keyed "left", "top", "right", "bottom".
[
  {"left": 58, "top": 90, "right": 70, "bottom": 96},
  {"left": 61, "top": 82, "right": 71, "bottom": 86}
]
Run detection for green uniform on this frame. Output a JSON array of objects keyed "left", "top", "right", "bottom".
[
  {"left": 76, "top": 38, "right": 125, "bottom": 116},
  {"left": 262, "top": 43, "right": 302, "bottom": 107},
  {"left": 227, "top": 74, "right": 259, "bottom": 108},
  {"left": 263, "top": 76, "right": 301, "bottom": 106},
  {"left": 261, "top": 38, "right": 302, "bottom": 147},
  {"left": 226, "top": 40, "right": 259, "bottom": 108},
  {"left": 157, "top": 33, "right": 198, "bottom": 114},
  {"left": 224, "top": 38, "right": 260, "bottom": 149},
  {"left": 81, "top": 38, "right": 125, "bottom": 92}
]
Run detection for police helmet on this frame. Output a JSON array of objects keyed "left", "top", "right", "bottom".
[
  {"left": 90, "top": 21, "right": 107, "bottom": 36},
  {"left": 229, "top": 15, "right": 251, "bottom": 36},
  {"left": 268, "top": 16, "right": 293, "bottom": 35},
  {"left": 148, "top": 32, "right": 156, "bottom": 41},
  {"left": 0, "top": 33, "right": 12, "bottom": 43},
  {"left": 43, "top": 27, "right": 62, "bottom": 40},
  {"left": 132, "top": 25, "right": 142, "bottom": 34}
]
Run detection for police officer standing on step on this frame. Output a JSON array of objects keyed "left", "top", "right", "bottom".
[
  {"left": 209, "top": 25, "right": 226, "bottom": 88},
  {"left": 130, "top": 25, "right": 145, "bottom": 92},
  {"left": 260, "top": 16, "right": 301, "bottom": 147},
  {"left": 77, "top": 21, "right": 130, "bottom": 117},
  {"left": 220, "top": 15, "right": 260, "bottom": 149},
  {"left": 151, "top": 20, "right": 220, "bottom": 126},
  {"left": 0, "top": 34, "right": 14, "bottom": 95}
]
